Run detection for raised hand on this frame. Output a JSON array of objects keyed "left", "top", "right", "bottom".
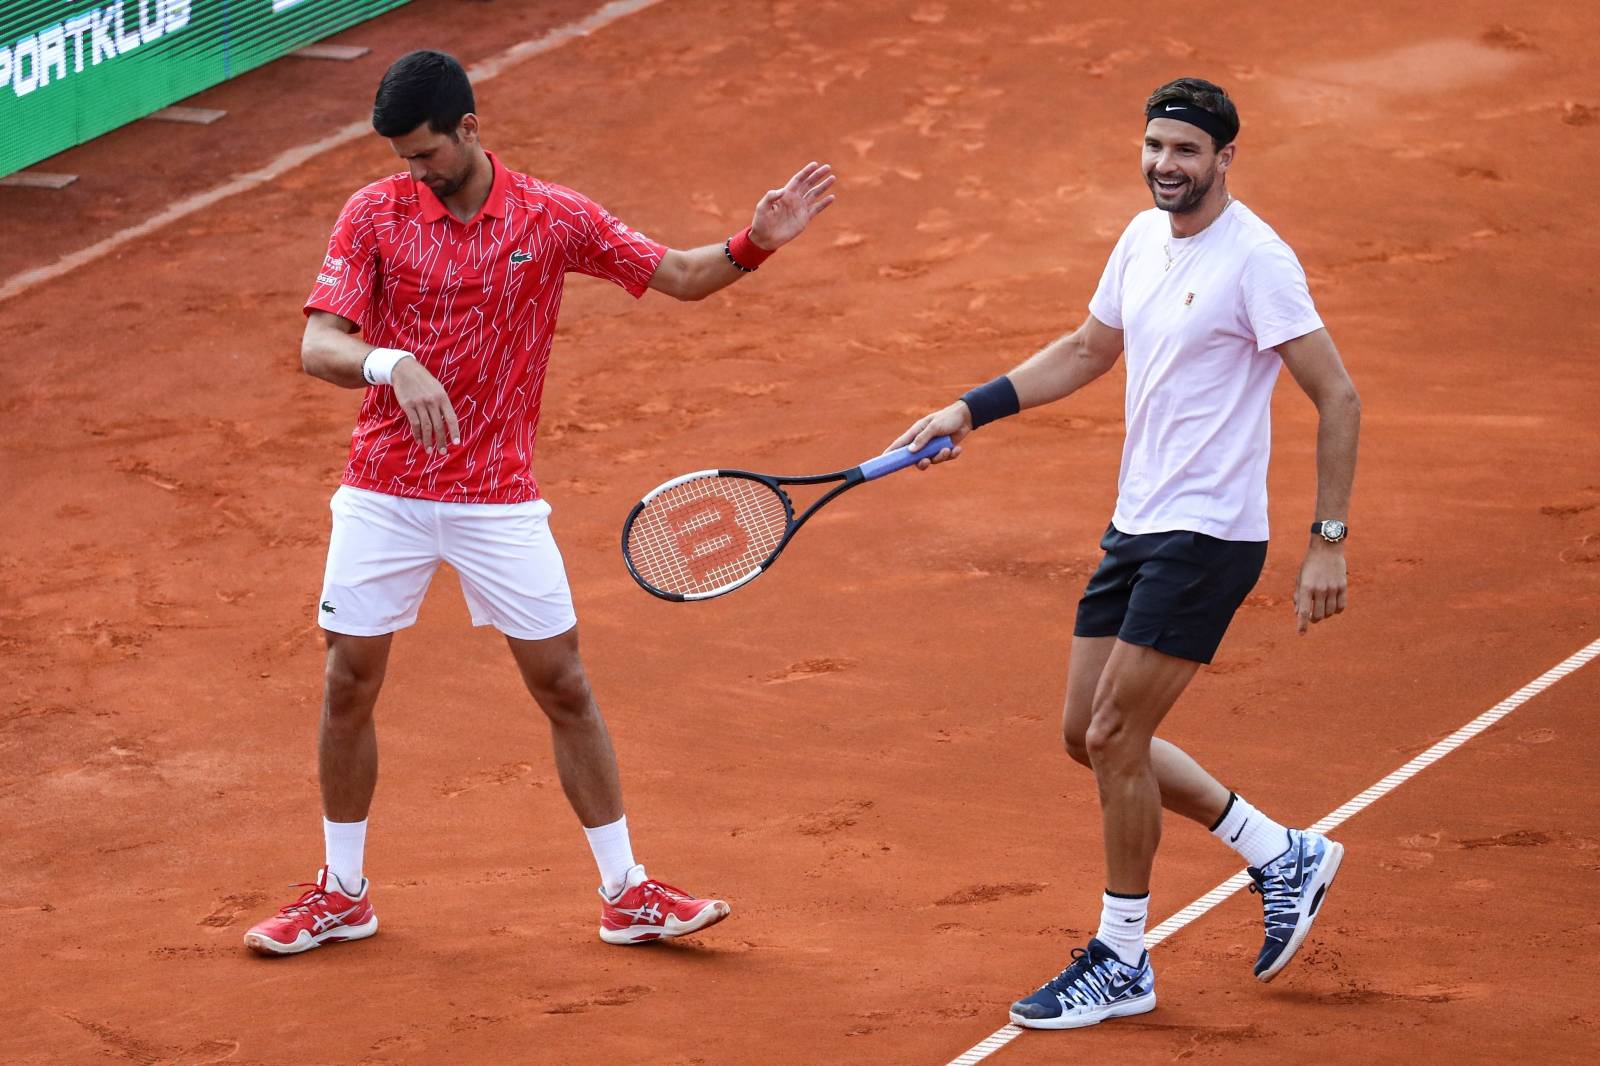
[{"left": 748, "top": 162, "right": 837, "bottom": 250}]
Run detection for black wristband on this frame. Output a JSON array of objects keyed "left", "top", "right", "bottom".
[{"left": 959, "top": 375, "right": 1021, "bottom": 429}]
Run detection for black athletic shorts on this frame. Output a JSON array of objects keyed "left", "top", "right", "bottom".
[{"left": 1073, "top": 523, "right": 1267, "bottom": 665}]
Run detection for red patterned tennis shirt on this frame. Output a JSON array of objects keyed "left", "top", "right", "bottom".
[{"left": 304, "top": 151, "right": 665, "bottom": 503}]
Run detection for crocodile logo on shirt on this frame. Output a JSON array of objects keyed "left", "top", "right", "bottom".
[
  {"left": 510, "top": 250, "right": 532, "bottom": 264},
  {"left": 320, "top": 600, "right": 337, "bottom": 614}
]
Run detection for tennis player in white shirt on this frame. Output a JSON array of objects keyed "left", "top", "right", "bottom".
[{"left": 892, "top": 76, "right": 1361, "bottom": 1030}]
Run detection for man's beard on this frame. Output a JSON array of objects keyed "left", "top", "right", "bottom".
[
  {"left": 428, "top": 169, "right": 468, "bottom": 198},
  {"left": 1147, "top": 168, "right": 1215, "bottom": 213}
]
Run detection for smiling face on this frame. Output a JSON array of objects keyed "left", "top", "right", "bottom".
[
  {"left": 1142, "top": 117, "right": 1233, "bottom": 214},
  {"left": 390, "top": 114, "right": 481, "bottom": 199}
]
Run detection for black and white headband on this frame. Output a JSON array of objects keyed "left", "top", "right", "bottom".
[{"left": 1145, "top": 101, "right": 1232, "bottom": 144}]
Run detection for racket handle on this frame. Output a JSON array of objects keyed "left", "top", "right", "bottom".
[{"left": 857, "top": 435, "right": 954, "bottom": 481}]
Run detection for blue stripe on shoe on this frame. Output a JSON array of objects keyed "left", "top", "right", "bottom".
[{"left": 1009, "top": 938, "right": 1157, "bottom": 1030}]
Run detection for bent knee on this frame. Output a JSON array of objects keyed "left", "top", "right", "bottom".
[
  {"left": 1084, "top": 704, "right": 1145, "bottom": 765},
  {"left": 1063, "top": 727, "right": 1093, "bottom": 768}
]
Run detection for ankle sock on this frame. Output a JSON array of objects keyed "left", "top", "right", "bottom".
[
  {"left": 1210, "top": 792, "right": 1291, "bottom": 869},
  {"left": 584, "top": 815, "right": 637, "bottom": 898},
  {"left": 1095, "top": 889, "right": 1149, "bottom": 966},
  {"left": 323, "top": 817, "right": 367, "bottom": 894}
]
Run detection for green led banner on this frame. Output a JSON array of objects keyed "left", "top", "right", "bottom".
[{"left": 0, "top": 0, "right": 412, "bottom": 177}]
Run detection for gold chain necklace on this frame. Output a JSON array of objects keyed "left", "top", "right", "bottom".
[{"left": 1164, "top": 194, "right": 1231, "bottom": 271}]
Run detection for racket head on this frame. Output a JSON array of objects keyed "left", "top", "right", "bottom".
[{"left": 622, "top": 470, "right": 795, "bottom": 601}]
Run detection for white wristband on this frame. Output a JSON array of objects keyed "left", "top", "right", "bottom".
[{"left": 361, "top": 347, "right": 413, "bottom": 386}]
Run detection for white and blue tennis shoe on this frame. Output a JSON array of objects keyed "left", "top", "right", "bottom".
[
  {"left": 1008, "top": 938, "right": 1156, "bottom": 1029},
  {"left": 1249, "top": 828, "right": 1344, "bottom": 981}
]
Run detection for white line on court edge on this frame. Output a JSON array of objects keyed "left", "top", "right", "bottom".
[
  {"left": 943, "top": 635, "right": 1600, "bottom": 1066},
  {"left": 0, "top": 0, "right": 667, "bottom": 305}
]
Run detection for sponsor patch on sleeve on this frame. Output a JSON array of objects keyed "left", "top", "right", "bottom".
[
  {"left": 609, "top": 218, "right": 645, "bottom": 243},
  {"left": 316, "top": 255, "right": 345, "bottom": 286}
]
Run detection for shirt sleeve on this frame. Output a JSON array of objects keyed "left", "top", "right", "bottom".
[
  {"left": 1240, "top": 239, "right": 1323, "bottom": 352},
  {"left": 1087, "top": 218, "right": 1138, "bottom": 330},
  {"left": 304, "top": 189, "right": 381, "bottom": 325},
  {"left": 554, "top": 186, "right": 667, "bottom": 298}
]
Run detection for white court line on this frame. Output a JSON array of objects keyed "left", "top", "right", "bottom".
[
  {"left": 0, "top": 0, "right": 667, "bottom": 305},
  {"left": 944, "top": 635, "right": 1600, "bottom": 1066}
]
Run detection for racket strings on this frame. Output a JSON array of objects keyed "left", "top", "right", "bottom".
[{"left": 626, "top": 476, "right": 790, "bottom": 597}]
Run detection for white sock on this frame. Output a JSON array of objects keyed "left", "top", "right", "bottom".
[
  {"left": 1210, "top": 793, "right": 1291, "bottom": 869},
  {"left": 323, "top": 817, "right": 367, "bottom": 894},
  {"left": 1095, "top": 891, "right": 1149, "bottom": 966},
  {"left": 584, "top": 815, "right": 637, "bottom": 898}
]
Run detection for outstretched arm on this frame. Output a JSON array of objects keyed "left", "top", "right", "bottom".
[
  {"left": 1278, "top": 327, "right": 1361, "bottom": 634},
  {"left": 646, "top": 162, "right": 836, "bottom": 301},
  {"left": 888, "top": 314, "right": 1124, "bottom": 466}
]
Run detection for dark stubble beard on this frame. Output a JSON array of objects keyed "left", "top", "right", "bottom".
[
  {"left": 1148, "top": 166, "right": 1216, "bottom": 214},
  {"left": 429, "top": 168, "right": 469, "bottom": 198}
]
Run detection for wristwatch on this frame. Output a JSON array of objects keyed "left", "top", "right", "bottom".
[{"left": 1311, "top": 520, "right": 1348, "bottom": 544}]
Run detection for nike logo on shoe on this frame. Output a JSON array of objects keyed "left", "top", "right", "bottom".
[
  {"left": 1279, "top": 846, "right": 1310, "bottom": 891},
  {"left": 1103, "top": 972, "right": 1145, "bottom": 999}
]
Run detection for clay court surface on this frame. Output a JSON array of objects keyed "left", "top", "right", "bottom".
[{"left": 3, "top": 0, "right": 1599, "bottom": 1062}]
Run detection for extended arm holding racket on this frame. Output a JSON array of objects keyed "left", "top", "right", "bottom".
[
  {"left": 646, "top": 162, "right": 837, "bottom": 301},
  {"left": 891, "top": 313, "right": 1125, "bottom": 466},
  {"left": 622, "top": 436, "right": 951, "bottom": 601}
]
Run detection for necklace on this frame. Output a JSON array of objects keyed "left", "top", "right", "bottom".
[{"left": 1164, "top": 194, "right": 1232, "bottom": 271}]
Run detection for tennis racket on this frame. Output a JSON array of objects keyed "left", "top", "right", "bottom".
[{"left": 621, "top": 435, "right": 953, "bottom": 601}]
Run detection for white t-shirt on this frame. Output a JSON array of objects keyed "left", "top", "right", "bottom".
[{"left": 1088, "top": 200, "right": 1322, "bottom": 541}]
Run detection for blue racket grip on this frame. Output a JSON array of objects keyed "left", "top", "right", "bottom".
[{"left": 857, "top": 435, "right": 954, "bottom": 481}]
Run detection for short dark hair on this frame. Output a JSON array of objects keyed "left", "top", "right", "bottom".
[
  {"left": 1145, "top": 77, "right": 1239, "bottom": 150},
  {"left": 372, "top": 50, "right": 475, "bottom": 138}
]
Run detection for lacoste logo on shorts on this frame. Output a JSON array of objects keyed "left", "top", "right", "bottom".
[{"left": 321, "top": 600, "right": 337, "bottom": 614}]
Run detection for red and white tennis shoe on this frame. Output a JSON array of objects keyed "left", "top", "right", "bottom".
[
  {"left": 599, "top": 865, "right": 729, "bottom": 945},
  {"left": 243, "top": 866, "right": 378, "bottom": 955}
]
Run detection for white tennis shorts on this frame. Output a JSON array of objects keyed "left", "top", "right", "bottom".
[{"left": 317, "top": 485, "right": 576, "bottom": 640}]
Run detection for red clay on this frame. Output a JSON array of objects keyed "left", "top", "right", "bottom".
[{"left": 3, "top": 1, "right": 1599, "bottom": 1064}]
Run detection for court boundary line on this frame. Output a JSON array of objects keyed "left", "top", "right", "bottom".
[
  {"left": 0, "top": 0, "right": 667, "bottom": 305},
  {"left": 944, "top": 635, "right": 1600, "bottom": 1065}
]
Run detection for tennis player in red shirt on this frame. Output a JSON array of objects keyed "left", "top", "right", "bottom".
[{"left": 244, "top": 50, "right": 836, "bottom": 955}]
